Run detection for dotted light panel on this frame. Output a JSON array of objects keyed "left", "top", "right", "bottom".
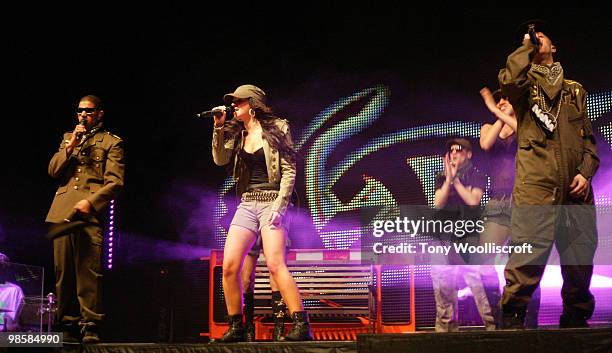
[
  {"left": 212, "top": 177, "right": 238, "bottom": 246},
  {"left": 587, "top": 91, "right": 612, "bottom": 148},
  {"left": 106, "top": 200, "right": 116, "bottom": 269},
  {"left": 304, "top": 86, "right": 391, "bottom": 249},
  {"left": 600, "top": 121, "right": 612, "bottom": 149},
  {"left": 587, "top": 91, "right": 612, "bottom": 123}
]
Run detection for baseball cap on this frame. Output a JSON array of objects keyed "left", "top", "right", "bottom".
[
  {"left": 446, "top": 138, "right": 472, "bottom": 152},
  {"left": 223, "top": 84, "right": 266, "bottom": 104}
]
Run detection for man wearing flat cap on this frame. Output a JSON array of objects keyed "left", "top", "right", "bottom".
[
  {"left": 431, "top": 138, "right": 495, "bottom": 332},
  {"left": 435, "top": 138, "right": 484, "bottom": 208},
  {"left": 498, "top": 19, "right": 599, "bottom": 329}
]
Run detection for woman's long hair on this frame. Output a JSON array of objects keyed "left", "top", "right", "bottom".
[{"left": 222, "top": 98, "right": 296, "bottom": 165}]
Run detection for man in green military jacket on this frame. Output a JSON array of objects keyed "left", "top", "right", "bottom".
[
  {"left": 46, "top": 95, "right": 125, "bottom": 343},
  {"left": 498, "top": 20, "right": 599, "bottom": 329}
]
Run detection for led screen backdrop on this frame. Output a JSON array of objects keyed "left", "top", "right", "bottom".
[{"left": 212, "top": 83, "right": 612, "bottom": 250}]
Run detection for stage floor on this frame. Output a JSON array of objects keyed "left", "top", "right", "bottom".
[
  {"left": 11, "top": 328, "right": 611, "bottom": 353},
  {"left": 42, "top": 341, "right": 357, "bottom": 353},
  {"left": 359, "top": 328, "right": 612, "bottom": 353}
]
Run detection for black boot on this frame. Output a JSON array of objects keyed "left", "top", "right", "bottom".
[
  {"left": 280, "top": 311, "right": 313, "bottom": 341},
  {"left": 81, "top": 324, "right": 101, "bottom": 344},
  {"left": 559, "top": 311, "right": 589, "bottom": 328},
  {"left": 500, "top": 306, "right": 526, "bottom": 330},
  {"left": 244, "top": 292, "right": 256, "bottom": 342},
  {"left": 60, "top": 323, "right": 81, "bottom": 344},
  {"left": 210, "top": 315, "right": 245, "bottom": 343},
  {"left": 271, "top": 291, "right": 286, "bottom": 341}
]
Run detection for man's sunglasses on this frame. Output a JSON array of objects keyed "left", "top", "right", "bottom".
[
  {"left": 449, "top": 145, "right": 465, "bottom": 153},
  {"left": 76, "top": 107, "right": 99, "bottom": 114}
]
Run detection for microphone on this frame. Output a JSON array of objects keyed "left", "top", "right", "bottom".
[
  {"left": 76, "top": 118, "right": 86, "bottom": 140},
  {"left": 527, "top": 24, "right": 540, "bottom": 47},
  {"left": 196, "top": 105, "right": 234, "bottom": 118}
]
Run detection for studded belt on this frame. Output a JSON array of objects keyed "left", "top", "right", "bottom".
[{"left": 241, "top": 190, "right": 279, "bottom": 203}]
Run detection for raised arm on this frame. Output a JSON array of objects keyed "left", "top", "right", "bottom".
[
  {"left": 479, "top": 87, "right": 518, "bottom": 139},
  {"left": 434, "top": 154, "right": 453, "bottom": 209},
  {"left": 480, "top": 121, "right": 504, "bottom": 151},
  {"left": 498, "top": 38, "right": 536, "bottom": 104},
  {"left": 48, "top": 133, "right": 75, "bottom": 178}
]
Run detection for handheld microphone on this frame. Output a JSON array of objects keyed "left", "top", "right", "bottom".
[
  {"left": 527, "top": 24, "right": 540, "bottom": 47},
  {"left": 76, "top": 118, "right": 86, "bottom": 140},
  {"left": 196, "top": 105, "right": 234, "bottom": 118}
]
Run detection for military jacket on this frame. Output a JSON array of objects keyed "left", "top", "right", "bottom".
[
  {"left": 46, "top": 126, "right": 125, "bottom": 223},
  {"left": 212, "top": 119, "right": 295, "bottom": 216},
  {"left": 498, "top": 42, "right": 599, "bottom": 205}
]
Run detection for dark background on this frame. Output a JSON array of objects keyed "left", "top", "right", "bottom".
[{"left": 1, "top": 5, "right": 610, "bottom": 339}]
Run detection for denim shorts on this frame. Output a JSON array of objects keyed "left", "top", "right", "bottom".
[
  {"left": 230, "top": 199, "right": 291, "bottom": 256},
  {"left": 231, "top": 200, "right": 277, "bottom": 234},
  {"left": 482, "top": 196, "right": 512, "bottom": 228}
]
